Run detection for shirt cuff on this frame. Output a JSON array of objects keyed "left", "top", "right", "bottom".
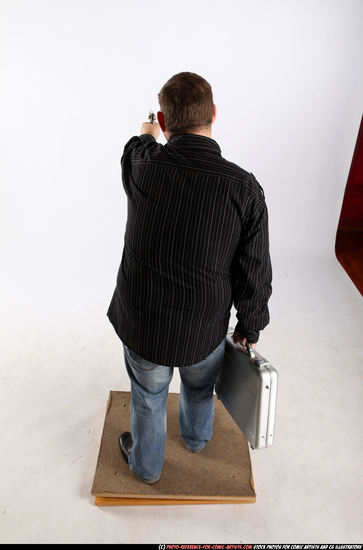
[
  {"left": 138, "top": 133, "right": 156, "bottom": 142},
  {"left": 234, "top": 321, "right": 260, "bottom": 343}
]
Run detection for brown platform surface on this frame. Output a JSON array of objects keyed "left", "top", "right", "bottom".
[{"left": 91, "top": 391, "right": 256, "bottom": 505}]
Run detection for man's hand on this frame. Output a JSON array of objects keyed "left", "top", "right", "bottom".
[
  {"left": 140, "top": 121, "right": 160, "bottom": 140},
  {"left": 232, "top": 331, "right": 257, "bottom": 351}
]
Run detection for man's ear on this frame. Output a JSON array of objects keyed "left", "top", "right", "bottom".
[
  {"left": 212, "top": 104, "right": 217, "bottom": 124},
  {"left": 157, "top": 111, "right": 166, "bottom": 131}
]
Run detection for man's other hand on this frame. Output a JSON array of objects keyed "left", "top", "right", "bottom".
[
  {"left": 232, "top": 331, "right": 257, "bottom": 351},
  {"left": 140, "top": 121, "right": 160, "bottom": 140}
]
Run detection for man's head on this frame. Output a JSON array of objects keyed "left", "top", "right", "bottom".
[{"left": 157, "top": 72, "right": 217, "bottom": 140}]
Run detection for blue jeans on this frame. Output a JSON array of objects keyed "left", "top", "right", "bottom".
[{"left": 123, "top": 336, "right": 226, "bottom": 483}]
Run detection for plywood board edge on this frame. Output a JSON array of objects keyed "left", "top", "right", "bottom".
[
  {"left": 93, "top": 491, "right": 256, "bottom": 502},
  {"left": 250, "top": 468, "right": 257, "bottom": 496},
  {"left": 95, "top": 495, "right": 256, "bottom": 506}
]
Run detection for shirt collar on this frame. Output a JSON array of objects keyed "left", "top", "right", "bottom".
[{"left": 167, "top": 133, "right": 221, "bottom": 154}]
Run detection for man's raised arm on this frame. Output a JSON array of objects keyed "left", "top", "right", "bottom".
[{"left": 120, "top": 121, "right": 161, "bottom": 196}]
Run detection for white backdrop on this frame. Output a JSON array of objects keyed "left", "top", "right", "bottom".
[{"left": 0, "top": 0, "right": 362, "bottom": 543}]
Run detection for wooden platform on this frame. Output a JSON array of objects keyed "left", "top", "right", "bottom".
[{"left": 91, "top": 391, "right": 256, "bottom": 506}]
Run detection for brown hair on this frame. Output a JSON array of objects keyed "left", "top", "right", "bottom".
[{"left": 157, "top": 72, "right": 214, "bottom": 134}]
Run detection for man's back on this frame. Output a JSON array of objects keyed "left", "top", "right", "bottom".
[{"left": 107, "top": 132, "right": 272, "bottom": 367}]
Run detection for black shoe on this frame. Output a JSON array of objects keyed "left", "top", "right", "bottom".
[{"left": 119, "top": 431, "right": 133, "bottom": 463}]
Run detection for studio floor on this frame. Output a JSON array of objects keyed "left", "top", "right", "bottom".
[{"left": 1, "top": 249, "right": 362, "bottom": 543}]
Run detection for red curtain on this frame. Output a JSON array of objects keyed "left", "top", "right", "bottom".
[{"left": 335, "top": 115, "right": 363, "bottom": 294}]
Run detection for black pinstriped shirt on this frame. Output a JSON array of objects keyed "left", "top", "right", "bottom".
[{"left": 107, "top": 132, "right": 272, "bottom": 367}]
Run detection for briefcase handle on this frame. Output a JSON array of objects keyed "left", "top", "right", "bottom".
[
  {"left": 245, "top": 342, "right": 256, "bottom": 359},
  {"left": 227, "top": 325, "right": 256, "bottom": 358},
  {"left": 245, "top": 343, "right": 270, "bottom": 369},
  {"left": 227, "top": 326, "right": 269, "bottom": 368}
]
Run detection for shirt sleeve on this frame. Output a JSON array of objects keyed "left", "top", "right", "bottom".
[
  {"left": 120, "top": 134, "right": 157, "bottom": 197},
  {"left": 230, "top": 184, "right": 273, "bottom": 344},
  {"left": 121, "top": 134, "right": 156, "bottom": 165}
]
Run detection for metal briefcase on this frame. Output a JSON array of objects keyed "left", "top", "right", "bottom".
[{"left": 215, "top": 326, "right": 278, "bottom": 449}]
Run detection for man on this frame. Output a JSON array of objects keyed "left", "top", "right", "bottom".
[{"left": 107, "top": 72, "right": 272, "bottom": 484}]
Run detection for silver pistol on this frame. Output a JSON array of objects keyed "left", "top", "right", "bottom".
[{"left": 148, "top": 110, "right": 156, "bottom": 124}]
